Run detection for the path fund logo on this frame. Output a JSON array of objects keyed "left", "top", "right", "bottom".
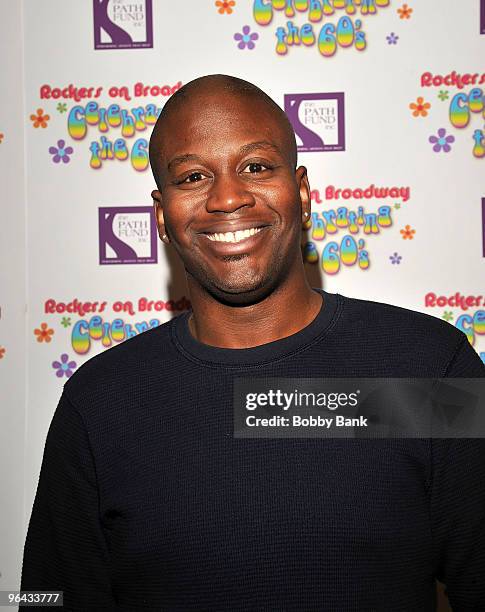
[
  {"left": 93, "top": 0, "right": 153, "bottom": 50},
  {"left": 284, "top": 93, "right": 345, "bottom": 153},
  {"left": 98, "top": 207, "right": 157, "bottom": 265}
]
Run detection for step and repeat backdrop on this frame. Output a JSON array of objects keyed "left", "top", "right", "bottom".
[{"left": 0, "top": 0, "right": 484, "bottom": 607}]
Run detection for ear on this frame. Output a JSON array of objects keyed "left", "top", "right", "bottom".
[
  {"left": 295, "top": 166, "right": 311, "bottom": 222},
  {"left": 151, "top": 189, "right": 170, "bottom": 243}
]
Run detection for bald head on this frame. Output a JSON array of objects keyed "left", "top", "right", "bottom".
[{"left": 149, "top": 74, "right": 298, "bottom": 188}]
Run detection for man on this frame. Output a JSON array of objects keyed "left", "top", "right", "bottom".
[{"left": 20, "top": 75, "right": 485, "bottom": 611}]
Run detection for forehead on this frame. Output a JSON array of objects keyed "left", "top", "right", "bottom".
[{"left": 157, "top": 91, "right": 290, "bottom": 160}]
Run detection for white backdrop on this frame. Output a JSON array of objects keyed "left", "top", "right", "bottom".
[{"left": 0, "top": 1, "right": 484, "bottom": 609}]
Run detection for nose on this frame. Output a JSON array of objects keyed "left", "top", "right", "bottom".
[{"left": 205, "top": 173, "right": 256, "bottom": 214}]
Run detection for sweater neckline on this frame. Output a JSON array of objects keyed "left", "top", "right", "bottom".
[{"left": 171, "top": 288, "right": 339, "bottom": 367}]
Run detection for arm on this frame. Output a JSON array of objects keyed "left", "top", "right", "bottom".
[
  {"left": 430, "top": 337, "right": 485, "bottom": 611},
  {"left": 19, "top": 392, "right": 116, "bottom": 611}
]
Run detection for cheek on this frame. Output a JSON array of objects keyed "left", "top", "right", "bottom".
[
  {"left": 163, "top": 194, "right": 203, "bottom": 238},
  {"left": 256, "top": 181, "right": 301, "bottom": 219}
]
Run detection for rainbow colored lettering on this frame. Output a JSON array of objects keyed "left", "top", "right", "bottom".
[
  {"left": 455, "top": 310, "right": 485, "bottom": 347},
  {"left": 449, "top": 88, "right": 485, "bottom": 158},
  {"left": 303, "top": 206, "right": 392, "bottom": 274},
  {"left": 72, "top": 317, "right": 161, "bottom": 354},
  {"left": 67, "top": 102, "right": 161, "bottom": 171},
  {"left": 253, "top": 0, "right": 391, "bottom": 57}
]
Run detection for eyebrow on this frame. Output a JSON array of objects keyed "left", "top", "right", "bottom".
[
  {"left": 167, "top": 140, "right": 282, "bottom": 171},
  {"left": 167, "top": 153, "right": 201, "bottom": 171},
  {"left": 238, "top": 140, "right": 282, "bottom": 156}
]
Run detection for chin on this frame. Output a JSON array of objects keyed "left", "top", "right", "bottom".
[
  {"left": 205, "top": 272, "right": 275, "bottom": 306},
  {"left": 187, "top": 252, "right": 287, "bottom": 305}
]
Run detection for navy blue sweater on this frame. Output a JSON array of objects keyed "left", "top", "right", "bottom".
[{"left": 20, "top": 289, "right": 485, "bottom": 611}]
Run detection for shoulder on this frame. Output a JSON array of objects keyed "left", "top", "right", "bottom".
[
  {"left": 337, "top": 291, "right": 462, "bottom": 340},
  {"left": 63, "top": 315, "right": 182, "bottom": 409},
  {"left": 335, "top": 291, "right": 475, "bottom": 376}
]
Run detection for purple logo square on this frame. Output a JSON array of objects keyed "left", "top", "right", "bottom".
[
  {"left": 482, "top": 0, "right": 485, "bottom": 34},
  {"left": 93, "top": 0, "right": 153, "bottom": 50},
  {"left": 284, "top": 93, "right": 346, "bottom": 153},
  {"left": 99, "top": 206, "right": 158, "bottom": 265}
]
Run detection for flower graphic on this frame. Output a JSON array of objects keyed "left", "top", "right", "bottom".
[
  {"left": 30, "top": 108, "right": 50, "bottom": 128},
  {"left": 389, "top": 252, "right": 402, "bottom": 264},
  {"left": 216, "top": 0, "right": 235, "bottom": 14},
  {"left": 60, "top": 317, "right": 72, "bottom": 328},
  {"left": 429, "top": 128, "right": 455, "bottom": 153},
  {"left": 52, "top": 353, "right": 77, "bottom": 378},
  {"left": 0, "top": 346, "right": 5, "bottom": 359},
  {"left": 400, "top": 224, "right": 416, "bottom": 240},
  {"left": 49, "top": 139, "right": 73, "bottom": 164},
  {"left": 234, "top": 25, "right": 259, "bottom": 50},
  {"left": 409, "top": 97, "right": 431, "bottom": 118},
  {"left": 442, "top": 311, "right": 454, "bottom": 322},
  {"left": 397, "top": 3, "right": 413, "bottom": 19},
  {"left": 394, "top": 203, "right": 401, "bottom": 210},
  {"left": 438, "top": 90, "right": 449, "bottom": 101},
  {"left": 57, "top": 102, "right": 68, "bottom": 113},
  {"left": 0, "top": 133, "right": 4, "bottom": 143},
  {"left": 34, "top": 323, "right": 54, "bottom": 343},
  {"left": 386, "top": 32, "right": 399, "bottom": 44}
]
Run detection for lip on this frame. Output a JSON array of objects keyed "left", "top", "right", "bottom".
[
  {"left": 197, "top": 224, "right": 272, "bottom": 255},
  {"left": 196, "top": 221, "right": 271, "bottom": 234}
]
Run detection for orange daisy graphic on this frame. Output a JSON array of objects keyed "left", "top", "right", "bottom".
[
  {"left": 30, "top": 109, "right": 50, "bottom": 128},
  {"left": 34, "top": 322, "right": 54, "bottom": 343},
  {"left": 398, "top": 4, "right": 413, "bottom": 19},
  {"left": 400, "top": 225, "right": 416, "bottom": 240},
  {"left": 409, "top": 97, "right": 431, "bottom": 117},
  {"left": 215, "top": 0, "right": 235, "bottom": 14},
  {"left": 0, "top": 346, "right": 5, "bottom": 359},
  {"left": 0, "top": 133, "right": 4, "bottom": 143}
]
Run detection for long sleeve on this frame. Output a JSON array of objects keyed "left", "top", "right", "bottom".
[
  {"left": 430, "top": 336, "right": 485, "bottom": 611},
  {"left": 19, "top": 392, "right": 116, "bottom": 611}
]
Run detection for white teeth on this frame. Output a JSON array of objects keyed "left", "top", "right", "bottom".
[{"left": 206, "top": 227, "right": 263, "bottom": 243}]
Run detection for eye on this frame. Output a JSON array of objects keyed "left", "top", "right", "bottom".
[
  {"left": 183, "top": 171, "right": 205, "bottom": 183},
  {"left": 242, "top": 162, "right": 270, "bottom": 174}
]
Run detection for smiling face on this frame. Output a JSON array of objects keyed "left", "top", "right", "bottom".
[{"left": 150, "top": 80, "right": 310, "bottom": 305}]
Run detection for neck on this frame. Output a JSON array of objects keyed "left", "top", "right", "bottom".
[{"left": 186, "top": 271, "right": 323, "bottom": 349}]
